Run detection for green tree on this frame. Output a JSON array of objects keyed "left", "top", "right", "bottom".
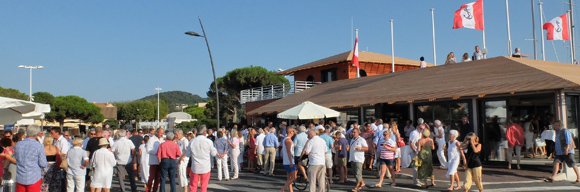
[
  {"left": 183, "top": 106, "right": 206, "bottom": 120},
  {"left": 0, "top": 86, "right": 28, "bottom": 100},
  {"left": 103, "top": 119, "right": 119, "bottom": 129},
  {"left": 115, "top": 99, "right": 168, "bottom": 122},
  {"left": 45, "top": 95, "right": 104, "bottom": 129},
  {"left": 33, "top": 92, "right": 55, "bottom": 105},
  {"left": 206, "top": 66, "right": 288, "bottom": 123}
]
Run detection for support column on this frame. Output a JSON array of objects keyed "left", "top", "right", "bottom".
[
  {"left": 472, "top": 98, "right": 479, "bottom": 135},
  {"left": 555, "top": 90, "right": 577, "bottom": 181},
  {"left": 409, "top": 103, "right": 414, "bottom": 123}
]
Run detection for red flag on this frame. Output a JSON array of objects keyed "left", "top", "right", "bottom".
[
  {"left": 352, "top": 38, "right": 359, "bottom": 69},
  {"left": 543, "top": 14, "right": 569, "bottom": 40},
  {"left": 453, "top": 0, "right": 484, "bottom": 30}
]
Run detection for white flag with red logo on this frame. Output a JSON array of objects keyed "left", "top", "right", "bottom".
[
  {"left": 352, "top": 37, "right": 359, "bottom": 70},
  {"left": 543, "top": 14, "right": 569, "bottom": 40},
  {"left": 453, "top": 0, "right": 484, "bottom": 30}
]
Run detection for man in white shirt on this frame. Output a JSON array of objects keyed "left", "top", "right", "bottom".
[
  {"left": 303, "top": 129, "right": 327, "bottom": 192},
  {"left": 51, "top": 128, "right": 70, "bottom": 155},
  {"left": 409, "top": 123, "right": 424, "bottom": 186},
  {"left": 370, "top": 118, "right": 378, "bottom": 132},
  {"left": 433, "top": 120, "right": 447, "bottom": 169},
  {"left": 174, "top": 129, "right": 189, "bottom": 192},
  {"left": 349, "top": 128, "right": 368, "bottom": 191},
  {"left": 314, "top": 120, "right": 325, "bottom": 131},
  {"left": 146, "top": 128, "right": 165, "bottom": 192},
  {"left": 376, "top": 119, "right": 384, "bottom": 132},
  {"left": 112, "top": 129, "right": 137, "bottom": 192},
  {"left": 473, "top": 45, "right": 484, "bottom": 60},
  {"left": 187, "top": 125, "right": 217, "bottom": 192},
  {"left": 104, "top": 130, "right": 115, "bottom": 148},
  {"left": 255, "top": 128, "right": 266, "bottom": 174}
]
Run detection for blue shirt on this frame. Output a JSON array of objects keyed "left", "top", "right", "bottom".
[
  {"left": 555, "top": 129, "right": 574, "bottom": 155},
  {"left": 67, "top": 147, "right": 89, "bottom": 176},
  {"left": 215, "top": 137, "right": 229, "bottom": 156},
  {"left": 263, "top": 133, "right": 279, "bottom": 148},
  {"left": 15, "top": 138, "right": 48, "bottom": 185},
  {"left": 293, "top": 132, "right": 308, "bottom": 156},
  {"left": 319, "top": 134, "right": 334, "bottom": 154}
]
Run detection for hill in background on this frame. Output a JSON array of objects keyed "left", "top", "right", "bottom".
[{"left": 139, "top": 91, "right": 208, "bottom": 106}]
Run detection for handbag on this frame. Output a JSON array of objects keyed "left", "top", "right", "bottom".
[
  {"left": 411, "top": 157, "right": 422, "bottom": 167},
  {"left": 397, "top": 139, "right": 405, "bottom": 148},
  {"left": 60, "top": 154, "right": 68, "bottom": 171}
]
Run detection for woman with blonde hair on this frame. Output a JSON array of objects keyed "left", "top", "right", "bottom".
[
  {"left": 376, "top": 129, "right": 397, "bottom": 187},
  {"left": 445, "top": 52, "right": 456, "bottom": 64},
  {"left": 417, "top": 129, "right": 435, "bottom": 188},
  {"left": 67, "top": 137, "right": 89, "bottom": 192},
  {"left": 247, "top": 128, "right": 258, "bottom": 172},
  {"left": 446, "top": 130, "right": 465, "bottom": 191},
  {"left": 228, "top": 130, "right": 241, "bottom": 179},
  {"left": 41, "top": 136, "right": 62, "bottom": 192},
  {"left": 390, "top": 122, "right": 403, "bottom": 173}
]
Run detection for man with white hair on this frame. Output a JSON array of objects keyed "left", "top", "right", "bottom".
[
  {"left": 293, "top": 125, "right": 309, "bottom": 180},
  {"left": 174, "top": 129, "right": 189, "bottom": 192},
  {"left": 103, "top": 130, "right": 115, "bottom": 148},
  {"left": 434, "top": 120, "right": 447, "bottom": 169},
  {"left": 112, "top": 129, "right": 137, "bottom": 192},
  {"left": 304, "top": 129, "right": 327, "bottom": 192},
  {"left": 255, "top": 128, "right": 266, "bottom": 174},
  {"left": 15, "top": 125, "right": 48, "bottom": 190},
  {"left": 157, "top": 132, "right": 181, "bottom": 192},
  {"left": 263, "top": 127, "right": 279, "bottom": 176},
  {"left": 187, "top": 125, "right": 217, "bottom": 192}
]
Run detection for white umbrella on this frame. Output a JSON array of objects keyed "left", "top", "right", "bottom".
[
  {"left": 277, "top": 101, "right": 340, "bottom": 119},
  {"left": 0, "top": 97, "right": 37, "bottom": 125}
]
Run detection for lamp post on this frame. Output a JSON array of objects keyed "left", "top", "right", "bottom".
[
  {"left": 18, "top": 65, "right": 44, "bottom": 101},
  {"left": 155, "top": 87, "right": 162, "bottom": 127},
  {"left": 185, "top": 16, "right": 220, "bottom": 129}
]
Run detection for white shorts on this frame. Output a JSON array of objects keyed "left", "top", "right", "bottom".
[{"left": 325, "top": 154, "right": 333, "bottom": 168}]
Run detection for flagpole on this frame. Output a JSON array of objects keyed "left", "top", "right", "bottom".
[
  {"left": 390, "top": 19, "right": 395, "bottom": 73},
  {"left": 506, "top": 0, "right": 513, "bottom": 56},
  {"left": 539, "top": 2, "right": 546, "bottom": 61},
  {"left": 570, "top": 0, "right": 576, "bottom": 64},
  {"left": 532, "top": 0, "right": 538, "bottom": 60},
  {"left": 482, "top": 0, "right": 487, "bottom": 59},
  {"left": 431, "top": 8, "right": 437, "bottom": 66},
  {"left": 569, "top": 11, "right": 574, "bottom": 64},
  {"left": 351, "top": 17, "right": 354, "bottom": 49},
  {"left": 356, "top": 29, "right": 360, "bottom": 78}
]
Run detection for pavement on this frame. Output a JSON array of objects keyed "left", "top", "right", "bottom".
[{"left": 108, "top": 159, "right": 580, "bottom": 192}]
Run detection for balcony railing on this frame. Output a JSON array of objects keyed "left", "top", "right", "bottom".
[{"left": 240, "top": 81, "right": 321, "bottom": 104}]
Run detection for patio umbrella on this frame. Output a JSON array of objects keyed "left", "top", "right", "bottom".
[
  {"left": 277, "top": 101, "right": 340, "bottom": 119},
  {"left": 0, "top": 96, "right": 37, "bottom": 125}
]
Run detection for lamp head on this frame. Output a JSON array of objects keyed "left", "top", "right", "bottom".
[
  {"left": 185, "top": 31, "right": 203, "bottom": 37},
  {"left": 37, "top": 66, "right": 44, "bottom": 69},
  {"left": 18, "top": 65, "right": 25, "bottom": 68}
]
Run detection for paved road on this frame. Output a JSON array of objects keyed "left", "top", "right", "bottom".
[{"left": 109, "top": 164, "right": 580, "bottom": 192}]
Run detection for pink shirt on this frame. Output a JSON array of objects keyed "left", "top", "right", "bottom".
[
  {"left": 507, "top": 124, "right": 525, "bottom": 147},
  {"left": 157, "top": 141, "right": 182, "bottom": 160}
]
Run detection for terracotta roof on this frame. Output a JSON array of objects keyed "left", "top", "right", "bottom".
[
  {"left": 276, "top": 51, "right": 435, "bottom": 75},
  {"left": 250, "top": 57, "right": 580, "bottom": 114},
  {"left": 94, "top": 103, "right": 117, "bottom": 119}
]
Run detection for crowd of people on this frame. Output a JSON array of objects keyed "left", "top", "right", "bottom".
[
  {"left": 438, "top": 45, "right": 530, "bottom": 65},
  {"left": 2, "top": 114, "right": 578, "bottom": 192}
]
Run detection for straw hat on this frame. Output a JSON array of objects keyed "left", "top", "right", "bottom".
[{"left": 98, "top": 138, "right": 109, "bottom": 146}]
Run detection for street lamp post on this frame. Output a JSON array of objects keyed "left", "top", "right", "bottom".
[
  {"left": 155, "top": 87, "right": 162, "bottom": 127},
  {"left": 185, "top": 16, "right": 220, "bottom": 129},
  {"left": 18, "top": 65, "right": 44, "bottom": 101}
]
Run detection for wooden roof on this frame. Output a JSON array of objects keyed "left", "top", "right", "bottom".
[
  {"left": 250, "top": 56, "right": 580, "bottom": 115},
  {"left": 94, "top": 103, "right": 118, "bottom": 120},
  {"left": 276, "top": 51, "right": 434, "bottom": 75}
]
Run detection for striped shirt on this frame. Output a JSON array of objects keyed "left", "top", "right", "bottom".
[{"left": 379, "top": 140, "right": 395, "bottom": 160}]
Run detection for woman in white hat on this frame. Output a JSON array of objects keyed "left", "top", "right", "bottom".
[{"left": 91, "top": 138, "right": 116, "bottom": 192}]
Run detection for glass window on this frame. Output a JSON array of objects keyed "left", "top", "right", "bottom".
[
  {"left": 364, "top": 108, "right": 375, "bottom": 123},
  {"left": 566, "top": 95, "right": 579, "bottom": 129}
]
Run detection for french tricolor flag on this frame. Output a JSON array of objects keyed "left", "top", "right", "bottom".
[
  {"left": 453, "top": 0, "right": 484, "bottom": 30},
  {"left": 543, "top": 14, "right": 569, "bottom": 40}
]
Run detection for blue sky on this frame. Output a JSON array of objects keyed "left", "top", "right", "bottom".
[{"left": 0, "top": 0, "right": 576, "bottom": 102}]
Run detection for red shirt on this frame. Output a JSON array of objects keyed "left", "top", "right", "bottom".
[
  {"left": 157, "top": 140, "right": 182, "bottom": 160},
  {"left": 507, "top": 124, "right": 525, "bottom": 147}
]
